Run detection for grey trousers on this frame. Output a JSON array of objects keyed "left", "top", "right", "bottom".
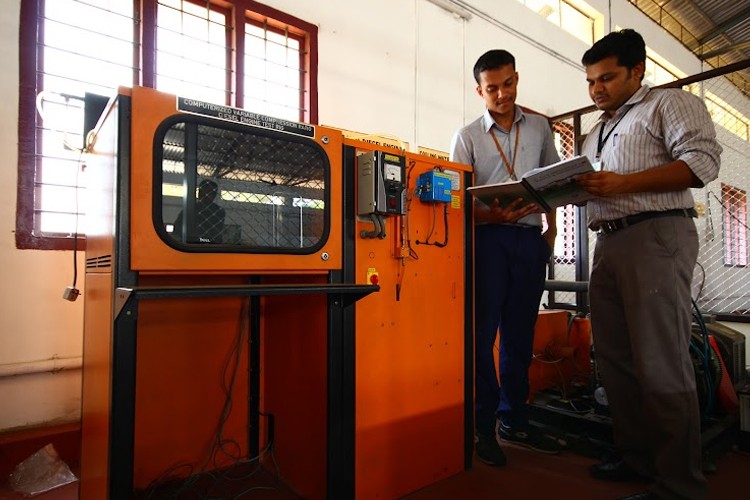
[{"left": 590, "top": 215, "right": 706, "bottom": 500}]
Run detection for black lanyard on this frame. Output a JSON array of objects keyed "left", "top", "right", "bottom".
[{"left": 596, "top": 106, "right": 632, "bottom": 160}]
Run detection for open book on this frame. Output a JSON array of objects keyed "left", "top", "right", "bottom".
[{"left": 466, "top": 155, "right": 596, "bottom": 212}]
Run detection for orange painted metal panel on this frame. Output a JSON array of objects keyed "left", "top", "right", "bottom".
[
  {"left": 82, "top": 87, "right": 475, "bottom": 498},
  {"left": 528, "top": 311, "right": 591, "bottom": 399},
  {"left": 80, "top": 272, "right": 114, "bottom": 499},
  {"left": 260, "top": 274, "right": 329, "bottom": 498},
  {"left": 131, "top": 274, "right": 250, "bottom": 491},
  {"left": 350, "top": 145, "right": 472, "bottom": 499},
  {"left": 128, "top": 86, "right": 344, "bottom": 273},
  {"left": 83, "top": 94, "right": 119, "bottom": 271},
  {"left": 80, "top": 95, "right": 121, "bottom": 497}
]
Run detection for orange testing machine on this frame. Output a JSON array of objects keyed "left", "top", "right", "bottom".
[{"left": 80, "top": 86, "right": 474, "bottom": 499}]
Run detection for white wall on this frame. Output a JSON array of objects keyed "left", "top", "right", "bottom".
[
  {"left": 1, "top": 0, "right": 746, "bottom": 433},
  {"left": 0, "top": 0, "right": 86, "bottom": 432}
]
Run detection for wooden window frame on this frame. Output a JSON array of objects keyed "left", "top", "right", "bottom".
[{"left": 17, "top": 0, "right": 318, "bottom": 250}]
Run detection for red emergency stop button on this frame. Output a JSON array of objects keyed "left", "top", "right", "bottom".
[{"left": 370, "top": 274, "right": 379, "bottom": 285}]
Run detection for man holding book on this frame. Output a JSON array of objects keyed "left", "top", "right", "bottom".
[
  {"left": 577, "top": 29, "right": 721, "bottom": 500},
  {"left": 450, "top": 49, "right": 561, "bottom": 466}
]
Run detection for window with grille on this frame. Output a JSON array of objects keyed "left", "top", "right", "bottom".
[
  {"left": 514, "top": 0, "right": 596, "bottom": 45},
  {"left": 552, "top": 121, "right": 577, "bottom": 263},
  {"left": 155, "top": 0, "right": 233, "bottom": 105},
  {"left": 722, "top": 184, "right": 748, "bottom": 268},
  {"left": 17, "top": 0, "right": 317, "bottom": 250}
]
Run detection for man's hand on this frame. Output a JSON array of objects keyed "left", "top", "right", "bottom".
[
  {"left": 578, "top": 161, "right": 700, "bottom": 195},
  {"left": 576, "top": 171, "right": 627, "bottom": 197},
  {"left": 475, "top": 197, "right": 538, "bottom": 224}
]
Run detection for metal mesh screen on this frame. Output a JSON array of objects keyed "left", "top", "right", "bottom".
[
  {"left": 158, "top": 120, "right": 327, "bottom": 251},
  {"left": 549, "top": 62, "right": 750, "bottom": 318},
  {"left": 689, "top": 73, "right": 750, "bottom": 316}
]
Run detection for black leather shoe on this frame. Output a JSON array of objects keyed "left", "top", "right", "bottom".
[
  {"left": 475, "top": 434, "right": 507, "bottom": 467},
  {"left": 589, "top": 460, "right": 644, "bottom": 482},
  {"left": 619, "top": 492, "right": 656, "bottom": 500}
]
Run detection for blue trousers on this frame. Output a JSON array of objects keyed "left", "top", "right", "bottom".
[{"left": 474, "top": 224, "right": 550, "bottom": 435}]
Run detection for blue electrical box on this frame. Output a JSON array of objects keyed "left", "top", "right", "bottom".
[{"left": 417, "top": 171, "right": 452, "bottom": 203}]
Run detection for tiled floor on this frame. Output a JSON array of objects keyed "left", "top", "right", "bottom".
[{"left": 2, "top": 443, "right": 749, "bottom": 499}]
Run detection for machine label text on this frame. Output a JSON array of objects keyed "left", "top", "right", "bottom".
[{"left": 177, "top": 97, "right": 315, "bottom": 138}]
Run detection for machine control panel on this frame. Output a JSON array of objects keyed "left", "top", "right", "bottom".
[{"left": 357, "top": 151, "right": 406, "bottom": 216}]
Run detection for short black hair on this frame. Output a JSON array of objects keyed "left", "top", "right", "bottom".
[
  {"left": 198, "top": 179, "right": 219, "bottom": 199},
  {"left": 199, "top": 179, "right": 218, "bottom": 192},
  {"left": 581, "top": 29, "right": 646, "bottom": 76},
  {"left": 473, "top": 49, "right": 515, "bottom": 84}
]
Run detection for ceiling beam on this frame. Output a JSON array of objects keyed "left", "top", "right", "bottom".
[
  {"left": 699, "top": 39, "right": 750, "bottom": 60},
  {"left": 690, "top": 6, "right": 750, "bottom": 49}
]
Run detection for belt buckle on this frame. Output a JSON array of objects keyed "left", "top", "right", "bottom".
[{"left": 604, "top": 220, "right": 617, "bottom": 234}]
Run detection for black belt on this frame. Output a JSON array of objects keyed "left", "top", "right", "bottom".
[{"left": 592, "top": 208, "right": 697, "bottom": 235}]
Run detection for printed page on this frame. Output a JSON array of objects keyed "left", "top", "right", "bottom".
[{"left": 521, "top": 156, "right": 596, "bottom": 209}]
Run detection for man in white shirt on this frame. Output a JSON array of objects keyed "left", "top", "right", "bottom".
[
  {"left": 451, "top": 49, "right": 561, "bottom": 466},
  {"left": 578, "top": 29, "right": 721, "bottom": 500}
]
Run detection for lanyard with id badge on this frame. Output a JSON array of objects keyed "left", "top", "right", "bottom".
[{"left": 595, "top": 106, "right": 632, "bottom": 171}]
